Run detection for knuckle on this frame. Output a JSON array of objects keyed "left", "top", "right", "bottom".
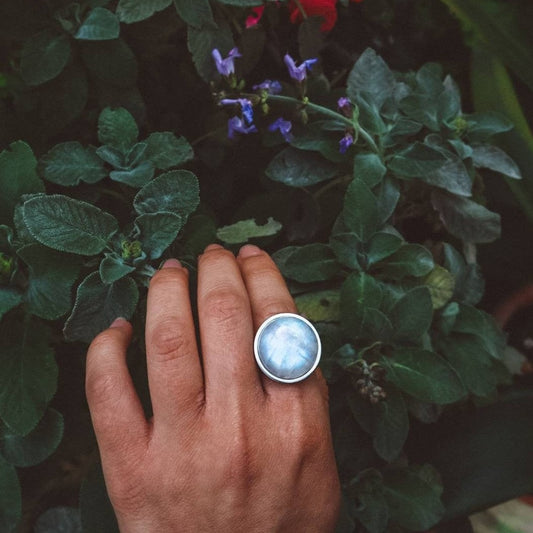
[
  {"left": 260, "top": 300, "right": 296, "bottom": 320},
  {"left": 202, "top": 288, "right": 248, "bottom": 326},
  {"left": 107, "top": 474, "right": 146, "bottom": 516},
  {"left": 150, "top": 318, "right": 194, "bottom": 363}
]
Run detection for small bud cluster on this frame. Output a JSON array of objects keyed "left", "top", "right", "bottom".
[
  {"left": 121, "top": 240, "right": 142, "bottom": 261},
  {"left": 351, "top": 360, "right": 387, "bottom": 404},
  {"left": 0, "top": 252, "right": 13, "bottom": 283}
]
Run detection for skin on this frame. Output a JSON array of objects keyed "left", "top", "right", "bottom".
[{"left": 86, "top": 244, "right": 341, "bottom": 532}]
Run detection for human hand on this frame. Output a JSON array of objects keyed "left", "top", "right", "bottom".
[{"left": 86, "top": 244, "right": 341, "bottom": 532}]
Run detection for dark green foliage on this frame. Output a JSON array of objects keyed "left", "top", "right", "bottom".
[{"left": 0, "top": 2, "right": 528, "bottom": 531}]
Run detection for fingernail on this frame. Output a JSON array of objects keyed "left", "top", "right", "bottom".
[
  {"left": 204, "top": 243, "right": 224, "bottom": 252},
  {"left": 238, "top": 244, "right": 262, "bottom": 258},
  {"left": 162, "top": 258, "right": 182, "bottom": 269},
  {"left": 110, "top": 317, "right": 128, "bottom": 328}
]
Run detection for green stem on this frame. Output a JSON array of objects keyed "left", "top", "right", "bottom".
[
  {"left": 265, "top": 94, "right": 380, "bottom": 154},
  {"left": 292, "top": 0, "right": 308, "bottom": 19}
]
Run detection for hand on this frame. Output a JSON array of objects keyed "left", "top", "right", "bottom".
[{"left": 86, "top": 244, "right": 341, "bottom": 532}]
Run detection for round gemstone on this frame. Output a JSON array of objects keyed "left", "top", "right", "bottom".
[{"left": 254, "top": 314, "right": 321, "bottom": 383}]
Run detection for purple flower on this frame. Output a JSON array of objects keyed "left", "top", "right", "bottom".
[
  {"left": 212, "top": 48, "right": 242, "bottom": 77},
  {"left": 269, "top": 117, "right": 293, "bottom": 142},
  {"left": 220, "top": 98, "right": 254, "bottom": 124},
  {"left": 339, "top": 132, "right": 354, "bottom": 154},
  {"left": 228, "top": 116, "right": 257, "bottom": 139},
  {"left": 253, "top": 79, "right": 282, "bottom": 94},
  {"left": 284, "top": 54, "right": 318, "bottom": 82},
  {"left": 338, "top": 97, "right": 351, "bottom": 109}
]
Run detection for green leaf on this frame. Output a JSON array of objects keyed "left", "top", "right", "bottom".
[
  {"left": 187, "top": 21, "right": 234, "bottom": 81},
  {"left": 329, "top": 232, "right": 362, "bottom": 270},
  {"left": 174, "top": 0, "right": 214, "bottom": 28},
  {"left": 74, "top": 7, "right": 120, "bottom": 40},
  {"left": 0, "top": 289, "right": 22, "bottom": 320},
  {"left": 374, "top": 177, "right": 400, "bottom": 224},
  {"left": 431, "top": 190, "right": 501, "bottom": 243},
  {"left": 39, "top": 142, "right": 107, "bottom": 186},
  {"left": 23, "top": 195, "right": 119, "bottom": 256},
  {"left": 341, "top": 272, "right": 383, "bottom": 339},
  {"left": 81, "top": 39, "right": 138, "bottom": 88},
  {"left": 383, "top": 465, "right": 445, "bottom": 531},
  {"left": 0, "top": 141, "right": 43, "bottom": 225},
  {"left": 422, "top": 265, "right": 455, "bottom": 309},
  {"left": 381, "top": 348, "right": 465, "bottom": 404},
  {"left": 373, "top": 388, "right": 409, "bottom": 462},
  {"left": 116, "top": 0, "right": 172, "bottom": 23},
  {"left": 99, "top": 254, "right": 135, "bottom": 284},
  {"left": 381, "top": 244, "right": 434, "bottom": 279},
  {"left": 353, "top": 153, "right": 387, "bottom": 188},
  {"left": 389, "top": 287, "right": 433, "bottom": 341},
  {"left": 295, "top": 290, "right": 340, "bottom": 323},
  {"left": 217, "top": 217, "right": 282, "bottom": 244},
  {"left": 34, "top": 507, "right": 82, "bottom": 533},
  {"left": 347, "top": 48, "right": 395, "bottom": 110},
  {"left": 20, "top": 30, "right": 71, "bottom": 86},
  {"left": 0, "top": 455, "right": 21, "bottom": 533},
  {"left": 217, "top": 0, "right": 262, "bottom": 5},
  {"left": 145, "top": 132, "right": 194, "bottom": 169},
  {"left": 98, "top": 107, "right": 138, "bottom": 152},
  {"left": 110, "top": 160, "right": 155, "bottom": 187},
  {"left": 96, "top": 145, "right": 126, "bottom": 168},
  {"left": 266, "top": 147, "right": 338, "bottom": 187},
  {"left": 64, "top": 272, "right": 139, "bottom": 343},
  {"left": 134, "top": 170, "right": 200, "bottom": 220},
  {"left": 437, "top": 335, "right": 501, "bottom": 398},
  {"left": 464, "top": 112, "right": 514, "bottom": 141},
  {"left": 348, "top": 469, "right": 389, "bottom": 533},
  {"left": 343, "top": 179, "right": 380, "bottom": 243},
  {"left": 0, "top": 408, "right": 63, "bottom": 467},
  {"left": 471, "top": 144, "right": 522, "bottom": 179},
  {"left": 0, "top": 319, "right": 57, "bottom": 435},
  {"left": 442, "top": 243, "right": 484, "bottom": 305},
  {"left": 365, "top": 231, "right": 403, "bottom": 267},
  {"left": 80, "top": 465, "right": 118, "bottom": 533},
  {"left": 17, "top": 244, "right": 82, "bottom": 320},
  {"left": 135, "top": 212, "right": 183, "bottom": 259},
  {"left": 388, "top": 142, "right": 450, "bottom": 178},
  {"left": 281, "top": 244, "right": 341, "bottom": 283}
]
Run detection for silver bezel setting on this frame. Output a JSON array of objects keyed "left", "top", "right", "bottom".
[{"left": 253, "top": 312, "right": 322, "bottom": 384}]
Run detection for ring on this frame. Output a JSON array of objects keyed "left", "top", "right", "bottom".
[{"left": 254, "top": 313, "right": 321, "bottom": 383}]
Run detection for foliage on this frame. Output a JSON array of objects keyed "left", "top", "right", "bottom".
[{"left": 0, "top": 1, "right": 531, "bottom": 531}]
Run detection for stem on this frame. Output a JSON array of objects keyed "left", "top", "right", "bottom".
[
  {"left": 264, "top": 94, "right": 380, "bottom": 154},
  {"left": 292, "top": 0, "right": 308, "bottom": 19},
  {"left": 313, "top": 174, "right": 352, "bottom": 200}
]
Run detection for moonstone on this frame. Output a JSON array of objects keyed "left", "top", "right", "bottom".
[{"left": 255, "top": 314, "right": 321, "bottom": 383}]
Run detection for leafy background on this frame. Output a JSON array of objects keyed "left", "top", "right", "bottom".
[{"left": 0, "top": 0, "right": 533, "bottom": 531}]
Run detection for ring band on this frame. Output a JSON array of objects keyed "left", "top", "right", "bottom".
[{"left": 254, "top": 313, "right": 321, "bottom": 383}]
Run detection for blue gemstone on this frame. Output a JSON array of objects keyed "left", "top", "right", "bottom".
[{"left": 256, "top": 315, "right": 320, "bottom": 381}]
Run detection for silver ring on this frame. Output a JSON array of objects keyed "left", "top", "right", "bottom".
[{"left": 254, "top": 313, "right": 321, "bottom": 383}]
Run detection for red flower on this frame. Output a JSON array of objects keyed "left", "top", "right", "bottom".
[
  {"left": 289, "top": 0, "right": 338, "bottom": 32},
  {"left": 246, "top": 6, "right": 265, "bottom": 28}
]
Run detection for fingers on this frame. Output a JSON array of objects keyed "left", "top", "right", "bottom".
[
  {"left": 145, "top": 260, "right": 204, "bottom": 430},
  {"left": 197, "top": 245, "right": 263, "bottom": 404},
  {"left": 237, "top": 245, "right": 328, "bottom": 400},
  {"left": 86, "top": 319, "right": 149, "bottom": 463}
]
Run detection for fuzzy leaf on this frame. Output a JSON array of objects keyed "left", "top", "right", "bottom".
[
  {"left": 353, "top": 153, "right": 387, "bottom": 188},
  {"left": 64, "top": 272, "right": 139, "bottom": 343},
  {"left": 343, "top": 179, "right": 380, "bottom": 243},
  {"left": 365, "top": 231, "right": 403, "bottom": 267},
  {"left": 20, "top": 30, "right": 71, "bottom": 85},
  {"left": 217, "top": 217, "right": 281, "bottom": 244},
  {"left": 23, "top": 195, "right": 119, "bottom": 255},
  {"left": 471, "top": 144, "right": 522, "bottom": 179},
  {"left": 0, "top": 409, "right": 63, "bottom": 467},
  {"left": 389, "top": 287, "right": 433, "bottom": 341},
  {"left": 0, "top": 141, "right": 43, "bottom": 225},
  {"left": 74, "top": 8, "right": 120, "bottom": 40},
  {"left": 174, "top": 0, "right": 214, "bottom": 28},
  {"left": 39, "top": 142, "right": 107, "bottom": 186},
  {"left": 17, "top": 244, "right": 82, "bottom": 320},
  {"left": 381, "top": 244, "right": 434, "bottom": 279},
  {"left": 266, "top": 147, "right": 338, "bottom": 187},
  {"left": 135, "top": 212, "right": 183, "bottom": 258},
  {"left": 295, "top": 290, "right": 340, "bottom": 323},
  {"left": 281, "top": 244, "right": 341, "bottom": 283},
  {"left": 145, "top": 133, "right": 194, "bottom": 169},
  {"left": 99, "top": 255, "right": 136, "bottom": 284},
  {"left": 110, "top": 160, "right": 155, "bottom": 187},
  {"left": 0, "top": 319, "right": 57, "bottom": 435},
  {"left": 134, "top": 170, "right": 200, "bottom": 220},
  {"left": 116, "top": 0, "right": 172, "bottom": 23},
  {"left": 422, "top": 265, "right": 455, "bottom": 309},
  {"left": 0, "top": 289, "right": 23, "bottom": 320},
  {"left": 34, "top": 507, "right": 82, "bottom": 533},
  {"left": 98, "top": 107, "right": 138, "bottom": 152}
]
